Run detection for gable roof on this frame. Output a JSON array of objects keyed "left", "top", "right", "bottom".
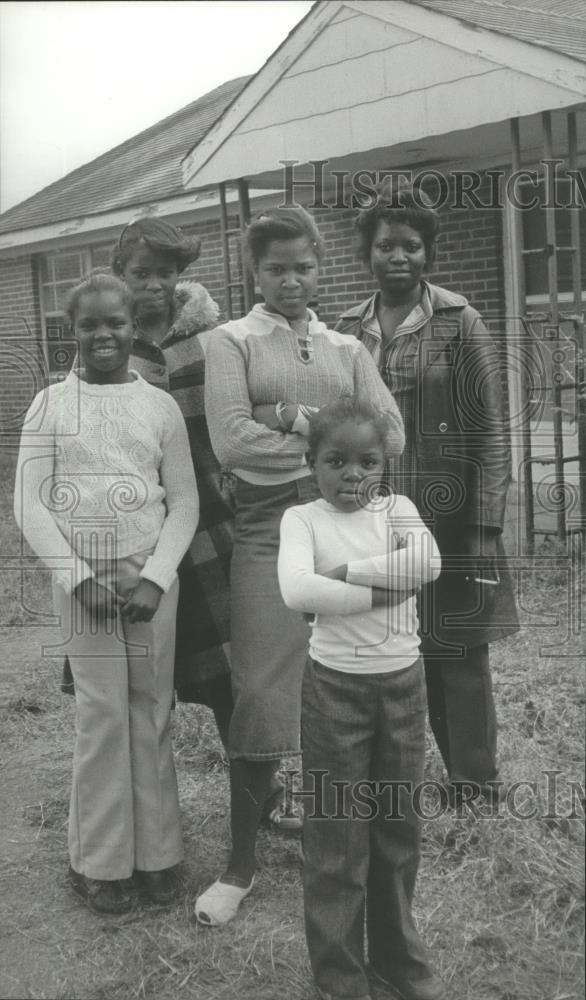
[
  {"left": 412, "top": 0, "right": 586, "bottom": 61},
  {"left": 181, "top": 0, "right": 586, "bottom": 190},
  {"left": 0, "top": 75, "right": 250, "bottom": 236}
]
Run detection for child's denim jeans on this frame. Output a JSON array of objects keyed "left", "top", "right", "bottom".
[{"left": 301, "top": 656, "right": 433, "bottom": 998}]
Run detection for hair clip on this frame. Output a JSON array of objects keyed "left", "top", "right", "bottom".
[{"left": 117, "top": 222, "right": 133, "bottom": 249}]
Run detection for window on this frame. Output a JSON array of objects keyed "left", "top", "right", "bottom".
[
  {"left": 518, "top": 171, "right": 584, "bottom": 427},
  {"left": 39, "top": 245, "right": 112, "bottom": 376},
  {"left": 521, "top": 170, "right": 585, "bottom": 304}
]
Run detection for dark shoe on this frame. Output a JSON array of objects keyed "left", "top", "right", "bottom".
[
  {"left": 261, "top": 779, "right": 303, "bottom": 834},
  {"left": 60, "top": 657, "right": 75, "bottom": 696},
  {"left": 447, "top": 779, "right": 505, "bottom": 810},
  {"left": 68, "top": 866, "right": 132, "bottom": 915},
  {"left": 370, "top": 968, "right": 446, "bottom": 1000},
  {"left": 478, "top": 780, "right": 506, "bottom": 807},
  {"left": 135, "top": 867, "right": 180, "bottom": 904}
]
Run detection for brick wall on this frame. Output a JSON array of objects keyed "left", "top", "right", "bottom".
[
  {"left": 181, "top": 177, "right": 505, "bottom": 329},
  {"left": 312, "top": 173, "right": 505, "bottom": 327},
  {"left": 0, "top": 174, "right": 506, "bottom": 426},
  {"left": 430, "top": 192, "right": 505, "bottom": 321},
  {"left": 0, "top": 255, "right": 45, "bottom": 444},
  {"left": 181, "top": 214, "right": 250, "bottom": 319},
  {"left": 181, "top": 216, "right": 230, "bottom": 316}
]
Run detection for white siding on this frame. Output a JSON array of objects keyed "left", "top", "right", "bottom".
[
  {"left": 190, "top": 73, "right": 583, "bottom": 185},
  {"left": 288, "top": 9, "right": 419, "bottom": 74},
  {"left": 248, "top": 35, "right": 504, "bottom": 131},
  {"left": 184, "top": 2, "right": 586, "bottom": 188}
]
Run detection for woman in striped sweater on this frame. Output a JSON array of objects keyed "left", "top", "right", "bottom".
[{"left": 196, "top": 206, "right": 404, "bottom": 926}]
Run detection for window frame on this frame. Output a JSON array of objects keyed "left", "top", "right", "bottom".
[
  {"left": 37, "top": 245, "right": 112, "bottom": 376},
  {"left": 520, "top": 170, "right": 585, "bottom": 306}
]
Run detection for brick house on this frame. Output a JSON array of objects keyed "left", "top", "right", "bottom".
[
  {"left": 177, "top": 0, "right": 586, "bottom": 546},
  {"left": 1, "top": 0, "right": 584, "bottom": 545},
  {"left": 0, "top": 75, "right": 255, "bottom": 436}
]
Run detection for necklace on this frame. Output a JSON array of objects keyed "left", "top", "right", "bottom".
[{"left": 289, "top": 316, "right": 313, "bottom": 364}]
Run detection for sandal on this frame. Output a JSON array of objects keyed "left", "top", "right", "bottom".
[{"left": 195, "top": 876, "right": 255, "bottom": 926}]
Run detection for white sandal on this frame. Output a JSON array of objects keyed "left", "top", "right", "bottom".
[{"left": 195, "top": 876, "right": 255, "bottom": 926}]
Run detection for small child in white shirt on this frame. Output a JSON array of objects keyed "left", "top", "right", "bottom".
[
  {"left": 278, "top": 395, "right": 445, "bottom": 1000},
  {"left": 14, "top": 272, "right": 198, "bottom": 915}
]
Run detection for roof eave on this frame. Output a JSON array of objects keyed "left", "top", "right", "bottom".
[{"left": 0, "top": 186, "right": 281, "bottom": 258}]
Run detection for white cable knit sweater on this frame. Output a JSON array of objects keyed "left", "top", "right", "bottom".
[{"left": 14, "top": 370, "right": 199, "bottom": 594}]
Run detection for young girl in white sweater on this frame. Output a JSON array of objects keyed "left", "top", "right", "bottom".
[
  {"left": 14, "top": 273, "right": 198, "bottom": 915},
  {"left": 278, "top": 396, "right": 445, "bottom": 1000}
]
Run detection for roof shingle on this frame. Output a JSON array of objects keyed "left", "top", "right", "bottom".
[
  {"left": 0, "top": 75, "right": 250, "bottom": 236},
  {"left": 412, "top": 0, "right": 586, "bottom": 61}
]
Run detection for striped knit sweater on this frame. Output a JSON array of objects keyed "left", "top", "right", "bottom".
[{"left": 204, "top": 304, "right": 404, "bottom": 486}]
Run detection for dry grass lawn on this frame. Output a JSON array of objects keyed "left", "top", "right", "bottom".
[{"left": 0, "top": 449, "right": 584, "bottom": 1000}]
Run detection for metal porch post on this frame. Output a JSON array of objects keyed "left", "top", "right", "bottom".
[
  {"left": 510, "top": 117, "right": 535, "bottom": 554},
  {"left": 567, "top": 112, "right": 586, "bottom": 545},
  {"left": 542, "top": 111, "right": 566, "bottom": 542},
  {"left": 218, "top": 179, "right": 253, "bottom": 320},
  {"left": 237, "top": 178, "right": 254, "bottom": 313}
]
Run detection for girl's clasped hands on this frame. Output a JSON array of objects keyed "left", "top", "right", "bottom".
[{"left": 74, "top": 577, "right": 163, "bottom": 623}]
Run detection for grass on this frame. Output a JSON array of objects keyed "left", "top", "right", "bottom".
[{"left": 0, "top": 446, "right": 584, "bottom": 1000}]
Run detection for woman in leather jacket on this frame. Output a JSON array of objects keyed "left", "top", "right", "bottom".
[{"left": 337, "top": 183, "right": 519, "bottom": 801}]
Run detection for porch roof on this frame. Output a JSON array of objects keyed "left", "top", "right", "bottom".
[{"left": 181, "top": 0, "right": 586, "bottom": 191}]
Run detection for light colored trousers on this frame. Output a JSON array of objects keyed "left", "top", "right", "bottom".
[{"left": 53, "top": 551, "right": 183, "bottom": 880}]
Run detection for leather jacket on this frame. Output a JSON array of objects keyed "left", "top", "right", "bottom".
[{"left": 336, "top": 284, "right": 519, "bottom": 650}]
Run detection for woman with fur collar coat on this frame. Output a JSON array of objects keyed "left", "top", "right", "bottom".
[
  {"left": 63, "top": 219, "right": 234, "bottom": 746},
  {"left": 131, "top": 277, "right": 234, "bottom": 724}
]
